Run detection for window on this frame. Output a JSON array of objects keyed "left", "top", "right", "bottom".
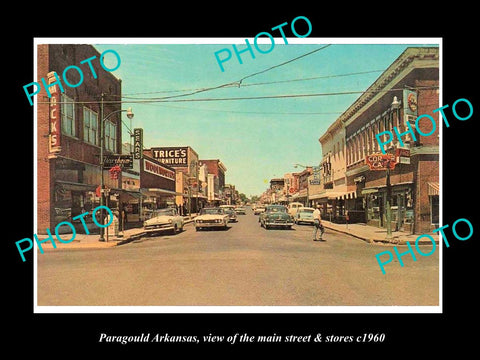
[
  {"left": 83, "top": 107, "right": 98, "bottom": 145},
  {"left": 61, "top": 94, "right": 75, "bottom": 137},
  {"left": 104, "top": 120, "right": 117, "bottom": 152}
]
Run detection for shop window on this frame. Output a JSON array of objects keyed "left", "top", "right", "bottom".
[{"left": 61, "top": 94, "right": 75, "bottom": 137}]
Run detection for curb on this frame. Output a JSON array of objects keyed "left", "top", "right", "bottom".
[
  {"left": 323, "top": 224, "right": 438, "bottom": 246},
  {"left": 36, "top": 217, "right": 196, "bottom": 251},
  {"left": 111, "top": 217, "right": 196, "bottom": 246}
]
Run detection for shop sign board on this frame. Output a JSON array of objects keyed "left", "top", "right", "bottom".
[
  {"left": 151, "top": 147, "right": 188, "bottom": 167},
  {"left": 365, "top": 153, "right": 396, "bottom": 170},
  {"left": 104, "top": 154, "right": 133, "bottom": 169},
  {"left": 133, "top": 128, "right": 143, "bottom": 159},
  {"left": 143, "top": 158, "right": 175, "bottom": 180},
  {"left": 48, "top": 72, "right": 61, "bottom": 153},
  {"left": 396, "top": 147, "right": 411, "bottom": 164}
]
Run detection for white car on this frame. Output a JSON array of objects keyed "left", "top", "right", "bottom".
[
  {"left": 194, "top": 208, "right": 229, "bottom": 231},
  {"left": 294, "top": 207, "right": 315, "bottom": 225},
  {"left": 143, "top": 208, "right": 184, "bottom": 235}
]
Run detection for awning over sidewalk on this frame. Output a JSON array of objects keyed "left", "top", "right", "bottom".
[
  {"left": 427, "top": 182, "right": 439, "bottom": 196},
  {"left": 141, "top": 188, "right": 183, "bottom": 196},
  {"left": 310, "top": 191, "right": 347, "bottom": 200}
]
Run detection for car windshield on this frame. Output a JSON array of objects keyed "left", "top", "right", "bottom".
[
  {"left": 153, "top": 208, "right": 175, "bottom": 216},
  {"left": 200, "top": 208, "right": 224, "bottom": 215},
  {"left": 266, "top": 206, "right": 287, "bottom": 213},
  {"left": 299, "top": 209, "right": 314, "bottom": 213}
]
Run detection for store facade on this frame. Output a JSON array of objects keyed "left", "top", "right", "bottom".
[
  {"left": 140, "top": 156, "right": 177, "bottom": 219},
  {"left": 343, "top": 47, "right": 439, "bottom": 234},
  {"left": 37, "top": 44, "right": 123, "bottom": 234}
]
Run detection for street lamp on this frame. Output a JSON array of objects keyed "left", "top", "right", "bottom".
[{"left": 98, "top": 101, "right": 134, "bottom": 242}]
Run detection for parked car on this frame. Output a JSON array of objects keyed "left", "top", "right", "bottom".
[
  {"left": 143, "top": 208, "right": 184, "bottom": 235},
  {"left": 254, "top": 205, "right": 266, "bottom": 215},
  {"left": 194, "top": 207, "right": 230, "bottom": 231},
  {"left": 260, "top": 205, "right": 295, "bottom": 229},
  {"left": 294, "top": 207, "right": 315, "bottom": 225},
  {"left": 235, "top": 206, "right": 246, "bottom": 215},
  {"left": 287, "top": 202, "right": 304, "bottom": 217}
]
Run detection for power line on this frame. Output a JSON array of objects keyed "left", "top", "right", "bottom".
[
  {"left": 119, "top": 44, "right": 332, "bottom": 101},
  {"left": 237, "top": 44, "right": 332, "bottom": 84},
  {"left": 143, "top": 102, "right": 343, "bottom": 115},
  {"left": 37, "top": 85, "right": 439, "bottom": 105},
  {"left": 120, "top": 68, "right": 384, "bottom": 98}
]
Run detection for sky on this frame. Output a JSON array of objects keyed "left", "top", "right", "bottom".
[{"left": 93, "top": 39, "right": 439, "bottom": 197}]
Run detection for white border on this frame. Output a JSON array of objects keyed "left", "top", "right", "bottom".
[{"left": 33, "top": 37, "right": 442, "bottom": 314}]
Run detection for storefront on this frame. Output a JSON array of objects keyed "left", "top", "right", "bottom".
[
  {"left": 52, "top": 157, "right": 121, "bottom": 232},
  {"left": 140, "top": 156, "right": 178, "bottom": 219},
  {"left": 362, "top": 182, "right": 414, "bottom": 232}
]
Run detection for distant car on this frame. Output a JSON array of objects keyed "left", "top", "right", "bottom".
[
  {"left": 259, "top": 205, "right": 294, "bottom": 229},
  {"left": 294, "top": 207, "right": 315, "bottom": 225},
  {"left": 287, "top": 202, "right": 304, "bottom": 217},
  {"left": 224, "top": 208, "right": 238, "bottom": 222},
  {"left": 235, "top": 206, "right": 246, "bottom": 215},
  {"left": 254, "top": 206, "right": 266, "bottom": 215},
  {"left": 143, "top": 208, "right": 184, "bottom": 235},
  {"left": 194, "top": 207, "right": 230, "bottom": 231}
]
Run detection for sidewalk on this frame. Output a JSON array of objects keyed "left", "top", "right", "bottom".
[
  {"left": 321, "top": 220, "right": 433, "bottom": 245},
  {"left": 36, "top": 214, "right": 197, "bottom": 251}
]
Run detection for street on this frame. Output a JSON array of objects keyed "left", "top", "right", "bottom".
[{"left": 37, "top": 207, "right": 439, "bottom": 307}]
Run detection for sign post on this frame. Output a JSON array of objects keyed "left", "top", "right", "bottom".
[{"left": 365, "top": 153, "right": 396, "bottom": 240}]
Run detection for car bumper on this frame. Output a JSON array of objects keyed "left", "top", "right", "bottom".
[
  {"left": 195, "top": 222, "right": 226, "bottom": 228},
  {"left": 296, "top": 218, "right": 314, "bottom": 224},
  {"left": 264, "top": 221, "right": 294, "bottom": 227},
  {"left": 144, "top": 224, "right": 175, "bottom": 232}
]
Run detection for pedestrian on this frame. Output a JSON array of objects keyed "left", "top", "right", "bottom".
[{"left": 313, "top": 204, "right": 325, "bottom": 241}]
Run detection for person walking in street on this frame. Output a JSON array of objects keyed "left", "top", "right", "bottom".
[{"left": 313, "top": 204, "right": 325, "bottom": 241}]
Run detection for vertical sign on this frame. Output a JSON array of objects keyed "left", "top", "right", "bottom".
[
  {"left": 133, "top": 128, "right": 143, "bottom": 159},
  {"left": 48, "top": 72, "right": 61, "bottom": 153}
]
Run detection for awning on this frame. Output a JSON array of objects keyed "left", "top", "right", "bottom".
[
  {"left": 55, "top": 180, "right": 97, "bottom": 192},
  {"left": 428, "top": 182, "right": 439, "bottom": 196},
  {"left": 141, "top": 188, "right": 183, "bottom": 196},
  {"left": 119, "top": 189, "right": 143, "bottom": 199},
  {"left": 310, "top": 192, "right": 347, "bottom": 200},
  {"left": 361, "top": 188, "right": 378, "bottom": 195}
]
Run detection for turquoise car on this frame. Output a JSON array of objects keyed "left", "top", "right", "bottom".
[{"left": 260, "top": 205, "right": 294, "bottom": 230}]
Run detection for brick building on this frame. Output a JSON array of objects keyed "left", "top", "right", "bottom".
[
  {"left": 341, "top": 47, "right": 439, "bottom": 234},
  {"left": 37, "top": 44, "right": 123, "bottom": 233},
  {"left": 143, "top": 146, "right": 203, "bottom": 213},
  {"left": 200, "top": 159, "right": 227, "bottom": 204}
]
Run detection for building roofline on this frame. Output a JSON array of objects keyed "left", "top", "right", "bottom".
[{"left": 337, "top": 46, "right": 439, "bottom": 127}]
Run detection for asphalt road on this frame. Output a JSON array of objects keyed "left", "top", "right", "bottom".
[{"left": 37, "top": 208, "right": 439, "bottom": 307}]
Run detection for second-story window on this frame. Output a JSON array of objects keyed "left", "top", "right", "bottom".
[
  {"left": 104, "top": 120, "right": 117, "bottom": 152},
  {"left": 83, "top": 107, "right": 98, "bottom": 146},
  {"left": 61, "top": 94, "right": 75, "bottom": 137}
]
